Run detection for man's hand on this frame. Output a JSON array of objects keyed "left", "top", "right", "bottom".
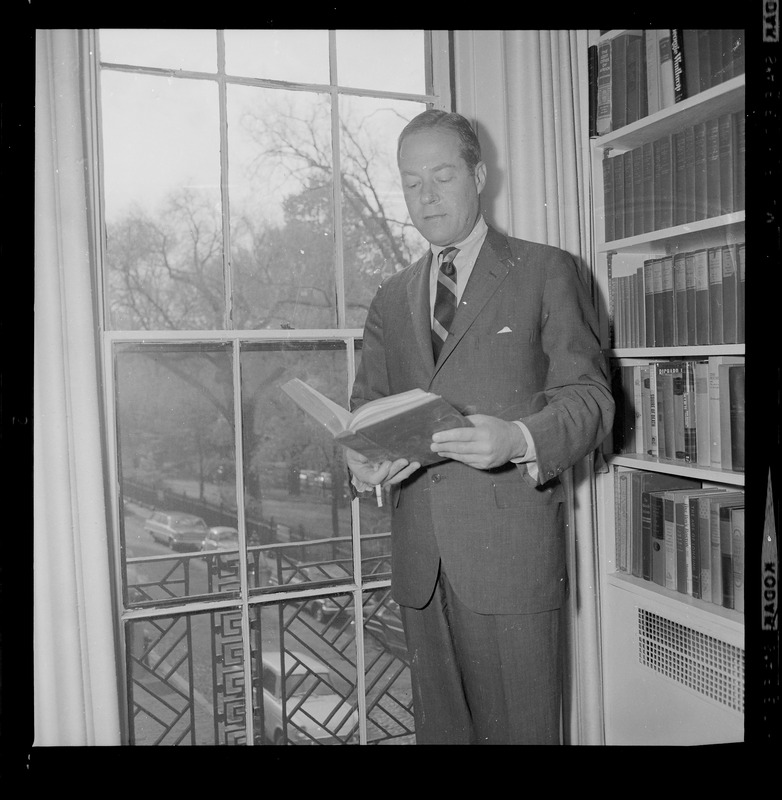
[
  {"left": 344, "top": 448, "right": 421, "bottom": 489},
  {"left": 431, "top": 414, "right": 527, "bottom": 470}
]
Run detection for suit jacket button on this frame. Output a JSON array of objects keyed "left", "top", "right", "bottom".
[{"left": 432, "top": 473, "right": 441, "bottom": 483}]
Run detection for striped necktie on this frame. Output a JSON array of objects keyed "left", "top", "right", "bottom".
[{"left": 432, "top": 246, "right": 459, "bottom": 361}]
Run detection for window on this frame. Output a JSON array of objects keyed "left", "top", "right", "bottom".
[{"left": 96, "top": 29, "right": 450, "bottom": 745}]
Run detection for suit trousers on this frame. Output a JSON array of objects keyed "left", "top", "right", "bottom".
[{"left": 400, "top": 564, "right": 563, "bottom": 745}]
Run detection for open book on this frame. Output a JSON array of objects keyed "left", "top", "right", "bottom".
[{"left": 280, "top": 378, "right": 472, "bottom": 466}]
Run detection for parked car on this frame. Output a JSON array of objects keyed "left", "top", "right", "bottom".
[
  {"left": 362, "top": 597, "right": 408, "bottom": 662},
  {"left": 268, "top": 564, "right": 354, "bottom": 622},
  {"left": 201, "top": 526, "right": 240, "bottom": 571},
  {"left": 144, "top": 511, "right": 209, "bottom": 552},
  {"left": 256, "top": 651, "right": 358, "bottom": 745}
]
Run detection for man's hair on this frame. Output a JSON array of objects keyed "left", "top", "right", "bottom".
[{"left": 397, "top": 109, "right": 482, "bottom": 172}]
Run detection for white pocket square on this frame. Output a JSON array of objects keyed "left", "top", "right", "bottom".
[{"left": 497, "top": 326, "right": 512, "bottom": 334}]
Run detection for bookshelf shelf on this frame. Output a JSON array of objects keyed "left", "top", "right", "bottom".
[
  {"left": 589, "top": 28, "right": 745, "bottom": 745},
  {"left": 594, "top": 75, "right": 745, "bottom": 152},
  {"left": 598, "top": 212, "right": 745, "bottom": 254},
  {"left": 607, "top": 453, "right": 745, "bottom": 485}
]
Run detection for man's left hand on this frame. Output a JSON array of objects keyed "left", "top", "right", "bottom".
[{"left": 431, "top": 414, "right": 527, "bottom": 469}]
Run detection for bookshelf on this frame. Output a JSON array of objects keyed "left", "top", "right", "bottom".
[{"left": 589, "top": 29, "right": 745, "bottom": 745}]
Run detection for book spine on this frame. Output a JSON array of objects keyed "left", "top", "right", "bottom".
[
  {"left": 626, "top": 36, "right": 642, "bottom": 125},
  {"left": 652, "top": 258, "right": 665, "bottom": 346},
  {"left": 685, "top": 252, "right": 698, "bottom": 346},
  {"left": 705, "top": 116, "right": 721, "bottom": 218},
  {"left": 675, "top": 495, "right": 691, "bottom": 593},
  {"left": 720, "top": 504, "right": 735, "bottom": 608},
  {"left": 721, "top": 244, "right": 738, "bottom": 344},
  {"left": 645, "top": 29, "right": 661, "bottom": 115},
  {"left": 673, "top": 130, "right": 687, "bottom": 226},
  {"left": 646, "top": 364, "right": 659, "bottom": 457},
  {"left": 658, "top": 31, "right": 676, "bottom": 109},
  {"left": 615, "top": 470, "right": 628, "bottom": 571},
  {"left": 682, "top": 29, "right": 701, "bottom": 99},
  {"left": 693, "top": 121, "right": 708, "bottom": 220},
  {"left": 709, "top": 28, "right": 724, "bottom": 86},
  {"left": 682, "top": 359, "right": 697, "bottom": 462},
  {"left": 718, "top": 113, "right": 735, "bottom": 215},
  {"left": 737, "top": 243, "right": 746, "bottom": 343},
  {"left": 632, "top": 147, "right": 643, "bottom": 237},
  {"left": 689, "top": 496, "right": 701, "bottom": 598},
  {"left": 671, "top": 29, "right": 686, "bottom": 102},
  {"left": 588, "top": 44, "right": 598, "bottom": 138},
  {"left": 633, "top": 364, "right": 645, "bottom": 454},
  {"left": 707, "top": 246, "right": 724, "bottom": 345},
  {"left": 611, "top": 34, "right": 628, "bottom": 131},
  {"left": 640, "top": 487, "right": 655, "bottom": 579},
  {"left": 614, "top": 150, "right": 625, "bottom": 240},
  {"left": 734, "top": 111, "right": 745, "bottom": 211},
  {"left": 654, "top": 134, "right": 673, "bottom": 230},
  {"left": 698, "top": 30, "right": 713, "bottom": 92},
  {"left": 718, "top": 363, "right": 732, "bottom": 469},
  {"left": 644, "top": 260, "right": 656, "bottom": 347},
  {"left": 674, "top": 253, "right": 688, "bottom": 346},
  {"left": 661, "top": 493, "right": 677, "bottom": 589},
  {"left": 596, "top": 40, "right": 613, "bottom": 136},
  {"left": 684, "top": 125, "right": 696, "bottom": 223},
  {"left": 698, "top": 497, "right": 713, "bottom": 602},
  {"left": 710, "top": 498, "right": 723, "bottom": 604},
  {"left": 731, "top": 506, "right": 745, "bottom": 613},
  {"left": 623, "top": 150, "right": 634, "bottom": 238},
  {"left": 641, "top": 141, "right": 654, "bottom": 234},
  {"left": 603, "top": 155, "right": 615, "bottom": 241},
  {"left": 661, "top": 255, "right": 675, "bottom": 347},
  {"left": 693, "top": 249, "right": 710, "bottom": 345},
  {"left": 655, "top": 363, "right": 672, "bottom": 459},
  {"left": 641, "top": 366, "right": 654, "bottom": 456},
  {"left": 728, "top": 364, "right": 746, "bottom": 472},
  {"left": 694, "top": 359, "right": 711, "bottom": 468}
]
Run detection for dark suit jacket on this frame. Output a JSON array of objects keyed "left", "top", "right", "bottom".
[{"left": 351, "top": 226, "right": 614, "bottom": 615}]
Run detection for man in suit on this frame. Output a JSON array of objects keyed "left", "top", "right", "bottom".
[{"left": 346, "top": 109, "right": 614, "bottom": 744}]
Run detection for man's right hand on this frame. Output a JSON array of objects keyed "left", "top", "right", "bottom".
[{"left": 344, "top": 448, "right": 421, "bottom": 490}]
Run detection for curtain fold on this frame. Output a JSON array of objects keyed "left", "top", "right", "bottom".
[
  {"left": 453, "top": 29, "right": 605, "bottom": 745},
  {"left": 34, "top": 29, "right": 122, "bottom": 746}
]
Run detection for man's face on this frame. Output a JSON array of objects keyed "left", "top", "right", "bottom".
[{"left": 398, "top": 127, "right": 486, "bottom": 247}]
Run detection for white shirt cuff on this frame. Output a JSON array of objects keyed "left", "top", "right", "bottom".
[{"left": 511, "top": 420, "right": 539, "bottom": 482}]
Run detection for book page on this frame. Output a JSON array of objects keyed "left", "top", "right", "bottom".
[
  {"left": 280, "top": 379, "right": 351, "bottom": 437},
  {"left": 349, "top": 388, "right": 434, "bottom": 430}
]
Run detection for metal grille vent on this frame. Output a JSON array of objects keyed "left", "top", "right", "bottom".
[{"left": 637, "top": 608, "right": 744, "bottom": 713}]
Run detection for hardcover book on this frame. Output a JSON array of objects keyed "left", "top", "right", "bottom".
[
  {"left": 718, "top": 113, "right": 735, "bottom": 215},
  {"left": 707, "top": 246, "right": 724, "bottom": 345},
  {"left": 281, "top": 378, "right": 472, "bottom": 466},
  {"left": 705, "top": 116, "right": 721, "bottom": 218},
  {"left": 596, "top": 40, "right": 613, "bottom": 136},
  {"left": 721, "top": 244, "right": 738, "bottom": 344},
  {"left": 674, "top": 253, "right": 688, "bottom": 346},
  {"left": 706, "top": 492, "right": 745, "bottom": 605},
  {"left": 730, "top": 506, "right": 745, "bottom": 613}
]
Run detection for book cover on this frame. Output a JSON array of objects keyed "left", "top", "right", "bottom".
[
  {"left": 613, "top": 150, "right": 625, "bottom": 240},
  {"left": 625, "top": 35, "right": 644, "bottom": 125},
  {"left": 611, "top": 33, "right": 628, "bottom": 131},
  {"left": 707, "top": 246, "right": 724, "bottom": 345},
  {"left": 280, "top": 378, "right": 472, "bottom": 466},
  {"left": 645, "top": 29, "right": 661, "bottom": 115},
  {"left": 602, "top": 155, "right": 615, "bottom": 241},
  {"left": 718, "top": 363, "right": 733, "bottom": 470},
  {"left": 654, "top": 361, "right": 672, "bottom": 459},
  {"left": 649, "top": 362, "right": 663, "bottom": 458},
  {"left": 675, "top": 488, "right": 723, "bottom": 595},
  {"left": 737, "top": 242, "right": 746, "bottom": 342},
  {"left": 653, "top": 134, "right": 673, "bottom": 230},
  {"left": 685, "top": 251, "right": 698, "bottom": 345},
  {"left": 705, "top": 116, "right": 721, "bottom": 218},
  {"left": 641, "top": 141, "right": 655, "bottom": 233},
  {"left": 658, "top": 31, "right": 676, "bottom": 109},
  {"left": 596, "top": 40, "right": 613, "bottom": 136},
  {"left": 707, "top": 492, "right": 745, "bottom": 604},
  {"left": 670, "top": 29, "right": 686, "bottom": 103},
  {"left": 731, "top": 506, "right": 745, "bottom": 613},
  {"left": 632, "top": 363, "right": 646, "bottom": 454},
  {"left": 614, "top": 469, "right": 630, "bottom": 572},
  {"left": 693, "top": 248, "right": 710, "bottom": 345},
  {"left": 728, "top": 364, "right": 746, "bottom": 472},
  {"left": 708, "top": 356, "right": 744, "bottom": 468},
  {"left": 674, "top": 253, "right": 688, "bottom": 346},
  {"left": 733, "top": 111, "right": 745, "bottom": 211},
  {"left": 721, "top": 243, "right": 738, "bottom": 344},
  {"left": 694, "top": 359, "right": 711, "bottom": 468},
  {"left": 682, "top": 30, "right": 701, "bottom": 99},
  {"left": 636, "top": 265, "right": 646, "bottom": 350},
  {"left": 643, "top": 259, "right": 656, "bottom": 347},
  {"left": 684, "top": 125, "right": 696, "bottom": 223},
  {"left": 692, "top": 489, "right": 730, "bottom": 601},
  {"left": 718, "top": 113, "right": 735, "bottom": 215},
  {"left": 661, "top": 491, "right": 677, "bottom": 588},
  {"left": 693, "top": 121, "right": 708, "bottom": 220},
  {"left": 652, "top": 259, "right": 665, "bottom": 346},
  {"left": 660, "top": 360, "right": 685, "bottom": 460},
  {"left": 660, "top": 255, "right": 675, "bottom": 347}
]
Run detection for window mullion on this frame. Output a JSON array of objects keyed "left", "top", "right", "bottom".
[
  {"left": 216, "top": 31, "right": 234, "bottom": 330},
  {"left": 330, "top": 31, "right": 347, "bottom": 331}
]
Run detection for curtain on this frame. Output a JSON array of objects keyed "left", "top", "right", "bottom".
[
  {"left": 452, "top": 29, "right": 605, "bottom": 745},
  {"left": 34, "top": 29, "right": 122, "bottom": 745}
]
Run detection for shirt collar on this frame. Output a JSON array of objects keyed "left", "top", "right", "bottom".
[{"left": 430, "top": 215, "right": 488, "bottom": 263}]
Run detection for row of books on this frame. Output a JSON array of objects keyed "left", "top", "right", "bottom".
[
  {"left": 610, "top": 242, "right": 745, "bottom": 349},
  {"left": 590, "top": 29, "right": 744, "bottom": 137},
  {"left": 613, "top": 469, "right": 745, "bottom": 612},
  {"left": 612, "top": 356, "right": 745, "bottom": 472},
  {"left": 602, "top": 111, "right": 745, "bottom": 241}
]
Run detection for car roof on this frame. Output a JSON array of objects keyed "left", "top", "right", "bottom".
[
  {"left": 209, "top": 526, "right": 238, "bottom": 535},
  {"left": 262, "top": 650, "right": 329, "bottom": 675}
]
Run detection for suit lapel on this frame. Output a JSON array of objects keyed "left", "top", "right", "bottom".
[
  {"left": 406, "top": 250, "right": 436, "bottom": 372},
  {"left": 432, "top": 228, "right": 514, "bottom": 374}
]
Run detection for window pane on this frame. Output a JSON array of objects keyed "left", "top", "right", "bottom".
[
  {"left": 126, "top": 607, "right": 247, "bottom": 745},
  {"left": 224, "top": 29, "right": 330, "bottom": 84},
  {"left": 116, "top": 343, "right": 244, "bottom": 605},
  {"left": 251, "top": 604, "right": 359, "bottom": 745},
  {"left": 99, "top": 28, "right": 217, "bottom": 73},
  {"left": 101, "top": 72, "right": 224, "bottom": 330},
  {"left": 339, "top": 96, "right": 428, "bottom": 328},
  {"left": 240, "top": 341, "right": 353, "bottom": 593},
  {"left": 228, "top": 86, "right": 336, "bottom": 330},
  {"left": 336, "top": 30, "right": 426, "bottom": 94}
]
